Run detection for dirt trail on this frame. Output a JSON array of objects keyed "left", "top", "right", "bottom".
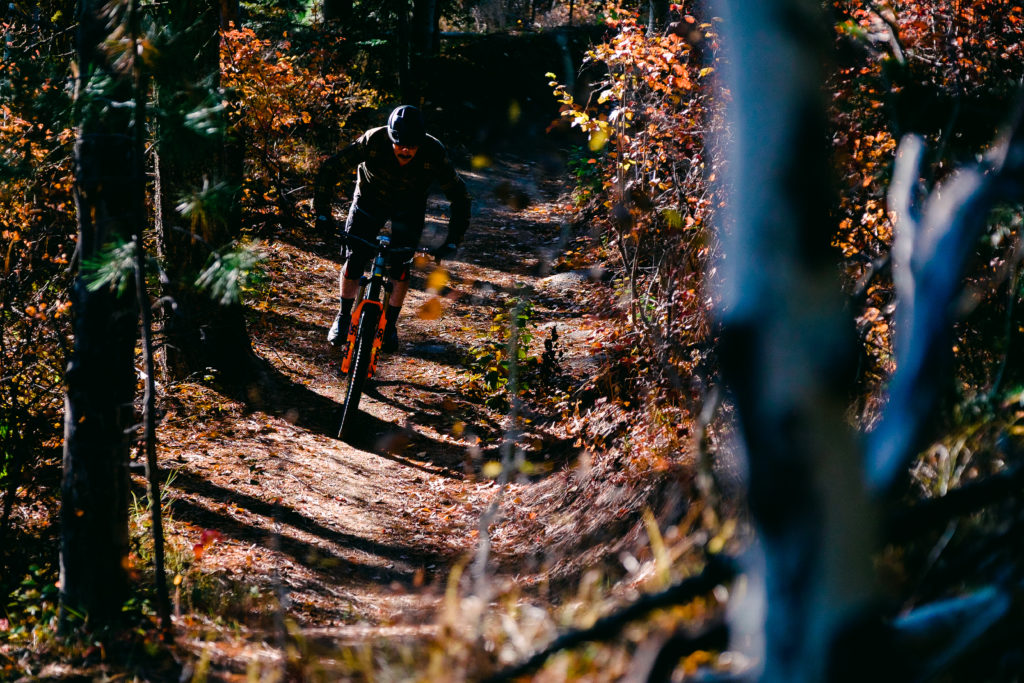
[{"left": 156, "top": 148, "right": 595, "bottom": 674}]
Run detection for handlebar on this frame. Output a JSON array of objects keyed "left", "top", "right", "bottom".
[{"left": 343, "top": 232, "right": 446, "bottom": 263}]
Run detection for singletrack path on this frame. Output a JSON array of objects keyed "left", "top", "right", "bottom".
[{"left": 156, "top": 149, "right": 595, "bottom": 676}]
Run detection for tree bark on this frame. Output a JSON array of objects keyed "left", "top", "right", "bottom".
[
  {"left": 220, "top": 0, "right": 239, "bottom": 28},
  {"left": 154, "top": 0, "right": 254, "bottom": 384},
  {"left": 60, "top": 0, "right": 141, "bottom": 630},
  {"left": 647, "top": 0, "right": 670, "bottom": 34}
]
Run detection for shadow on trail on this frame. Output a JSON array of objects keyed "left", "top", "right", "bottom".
[
  {"left": 340, "top": 408, "right": 467, "bottom": 479},
  {"left": 362, "top": 378, "right": 503, "bottom": 441},
  {"left": 251, "top": 220, "right": 347, "bottom": 267},
  {"left": 245, "top": 364, "right": 343, "bottom": 436},
  {"left": 250, "top": 306, "right": 334, "bottom": 342},
  {"left": 169, "top": 496, "right": 428, "bottom": 587},
  {"left": 399, "top": 340, "right": 465, "bottom": 369},
  {"left": 165, "top": 469, "right": 450, "bottom": 581}
]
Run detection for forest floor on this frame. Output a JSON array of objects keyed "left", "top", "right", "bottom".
[{"left": 138, "top": 145, "right": 664, "bottom": 680}]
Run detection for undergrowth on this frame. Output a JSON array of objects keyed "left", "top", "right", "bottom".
[{"left": 464, "top": 296, "right": 568, "bottom": 413}]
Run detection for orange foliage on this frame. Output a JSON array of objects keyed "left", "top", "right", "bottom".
[
  {"left": 0, "top": 20, "right": 76, "bottom": 457},
  {"left": 830, "top": 0, "right": 1024, "bottom": 390},
  {"left": 551, "top": 3, "right": 724, "bottom": 424},
  {"left": 555, "top": 0, "right": 1024, "bottom": 449},
  {"left": 220, "top": 27, "right": 378, "bottom": 223}
]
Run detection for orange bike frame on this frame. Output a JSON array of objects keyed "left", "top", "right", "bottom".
[{"left": 340, "top": 298, "right": 388, "bottom": 377}]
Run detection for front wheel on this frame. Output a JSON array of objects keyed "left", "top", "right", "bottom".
[{"left": 338, "top": 305, "right": 380, "bottom": 439}]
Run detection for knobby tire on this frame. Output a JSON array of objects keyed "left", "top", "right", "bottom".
[{"left": 338, "top": 306, "right": 380, "bottom": 439}]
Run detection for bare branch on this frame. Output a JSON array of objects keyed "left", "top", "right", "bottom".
[
  {"left": 892, "top": 586, "right": 1014, "bottom": 680},
  {"left": 868, "top": 107, "right": 1024, "bottom": 495}
]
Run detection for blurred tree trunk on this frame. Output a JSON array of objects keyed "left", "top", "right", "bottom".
[
  {"left": 432, "top": 0, "right": 442, "bottom": 53},
  {"left": 397, "top": 2, "right": 413, "bottom": 103},
  {"left": 154, "top": 0, "right": 254, "bottom": 384},
  {"left": 713, "top": 0, "right": 877, "bottom": 679},
  {"left": 322, "top": 0, "right": 353, "bottom": 22},
  {"left": 406, "top": 0, "right": 439, "bottom": 105},
  {"left": 60, "top": 0, "right": 141, "bottom": 629},
  {"left": 646, "top": 0, "right": 669, "bottom": 33}
]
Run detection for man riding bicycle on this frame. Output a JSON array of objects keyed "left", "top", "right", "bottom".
[{"left": 314, "top": 105, "right": 472, "bottom": 352}]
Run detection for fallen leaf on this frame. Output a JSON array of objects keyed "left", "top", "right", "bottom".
[{"left": 417, "top": 296, "right": 443, "bottom": 320}]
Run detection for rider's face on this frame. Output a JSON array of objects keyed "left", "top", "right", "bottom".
[{"left": 393, "top": 144, "right": 419, "bottom": 165}]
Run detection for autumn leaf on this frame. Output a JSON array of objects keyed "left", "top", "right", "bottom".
[
  {"left": 426, "top": 268, "right": 449, "bottom": 292},
  {"left": 589, "top": 128, "right": 610, "bottom": 151},
  {"left": 192, "top": 528, "right": 224, "bottom": 559},
  {"left": 416, "top": 296, "right": 443, "bottom": 320}
]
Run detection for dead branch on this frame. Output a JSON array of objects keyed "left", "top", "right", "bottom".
[
  {"left": 645, "top": 620, "right": 730, "bottom": 683},
  {"left": 483, "top": 555, "right": 738, "bottom": 683},
  {"left": 888, "top": 460, "right": 1024, "bottom": 542}
]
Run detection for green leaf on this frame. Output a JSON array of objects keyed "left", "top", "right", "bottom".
[
  {"left": 176, "top": 179, "right": 236, "bottom": 238},
  {"left": 194, "top": 241, "right": 263, "bottom": 306},
  {"left": 83, "top": 240, "right": 136, "bottom": 297},
  {"left": 183, "top": 99, "right": 226, "bottom": 138}
]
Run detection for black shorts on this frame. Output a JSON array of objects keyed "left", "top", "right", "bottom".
[{"left": 342, "top": 193, "right": 425, "bottom": 280}]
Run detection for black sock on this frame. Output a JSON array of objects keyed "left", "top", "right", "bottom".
[
  {"left": 385, "top": 305, "right": 401, "bottom": 330},
  {"left": 340, "top": 297, "right": 354, "bottom": 316}
]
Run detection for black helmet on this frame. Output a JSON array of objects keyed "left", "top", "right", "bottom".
[{"left": 387, "top": 105, "right": 426, "bottom": 147}]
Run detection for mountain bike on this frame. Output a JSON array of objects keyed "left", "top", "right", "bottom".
[{"left": 337, "top": 234, "right": 422, "bottom": 440}]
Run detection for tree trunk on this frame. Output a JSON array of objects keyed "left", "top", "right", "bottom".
[
  {"left": 60, "top": 0, "right": 141, "bottom": 630},
  {"left": 154, "top": 0, "right": 254, "bottom": 384},
  {"left": 408, "top": 0, "right": 438, "bottom": 104},
  {"left": 220, "top": 0, "right": 239, "bottom": 28},
  {"left": 431, "top": 0, "right": 443, "bottom": 54},
  {"left": 713, "top": 0, "right": 877, "bottom": 679},
  {"left": 397, "top": 1, "right": 414, "bottom": 104},
  {"left": 646, "top": 0, "right": 669, "bottom": 34}
]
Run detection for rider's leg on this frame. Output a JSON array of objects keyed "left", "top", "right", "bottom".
[
  {"left": 329, "top": 194, "right": 382, "bottom": 346},
  {"left": 388, "top": 279, "right": 410, "bottom": 309},
  {"left": 381, "top": 278, "right": 409, "bottom": 353},
  {"left": 381, "top": 270, "right": 409, "bottom": 353},
  {"left": 328, "top": 263, "right": 363, "bottom": 346},
  {"left": 340, "top": 265, "right": 361, "bottom": 300}
]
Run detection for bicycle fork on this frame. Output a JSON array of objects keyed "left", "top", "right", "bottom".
[{"left": 340, "top": 284, "right": 392, "bottom": 378}]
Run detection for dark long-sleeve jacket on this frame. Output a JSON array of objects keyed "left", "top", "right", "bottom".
[{"left": 313, "top": 126, "right": 472, "bottom": 243}]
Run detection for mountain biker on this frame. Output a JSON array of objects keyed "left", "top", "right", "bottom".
[{"left": 313, "top": 105, "right": 472, "bottom": 353}]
